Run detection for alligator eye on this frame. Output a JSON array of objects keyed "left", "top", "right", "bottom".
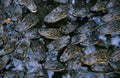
[{"left": 31, "top": 9, "right": 37, "bottom": 13}]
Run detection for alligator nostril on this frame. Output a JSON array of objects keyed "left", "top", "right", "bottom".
[{"left": 60, "top": 57, "right": 65, "bottom": 62}]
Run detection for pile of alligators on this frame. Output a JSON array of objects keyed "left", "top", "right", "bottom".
[{"left": 0, "top": 0, "right": 120, "bottom": 78}]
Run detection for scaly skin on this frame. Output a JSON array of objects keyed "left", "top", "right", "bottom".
[{"left": 97, "top": 20, "right": 120, "bottom": 34}]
